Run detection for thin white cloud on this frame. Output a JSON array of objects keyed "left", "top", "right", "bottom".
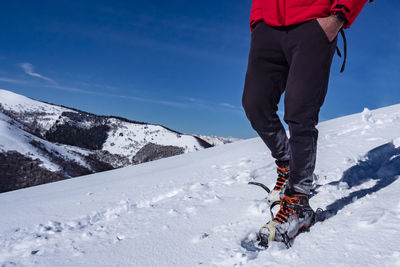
[
  {"left": 0, "top": 77, "right": 29, "bottom": 85},
  {"left": 1, "top": 71, "right": 241, "bottom": 112},
  {"left": 76, "top": 81, "right": 120, "bottom": 92},
  {"left": 19, "top": 62, "right": 55, "bottom": 83},
  {"left": 45, "top": 84, "right": 188, "bottom": 108},
  {"left": 182, "top": 97, "right": 197, "bottom": 102},
  {"left": 180, "top": 97, "right": 243, "bottom": 111},
  {"left": 219, "top": 102, "right": 238, "bottom": 109}
]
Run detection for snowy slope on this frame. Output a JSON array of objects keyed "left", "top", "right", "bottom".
[
  {"left": 0, "top": 112, "right": 89, "bottom": 171},
  {"left": 103, "top": 118, "right": 204, "bottom": 157},
  {"left": 0, "top": 89, "right": 72, "bottom": 133},
  {"left": 1, "top": 104, "right": 400, "bottom": 266}
]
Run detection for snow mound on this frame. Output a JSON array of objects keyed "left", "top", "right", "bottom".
[{"left": 1, "top": 104, "right": 400, "bottom": 266}]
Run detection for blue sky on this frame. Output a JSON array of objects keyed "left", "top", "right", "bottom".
[{"left": 0, "top": 1, "right": 399, "bottom": 138}]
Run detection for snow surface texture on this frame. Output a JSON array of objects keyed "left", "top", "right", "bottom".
[{"left": 1, "top": 104, "right": 400, "bottom": 266}]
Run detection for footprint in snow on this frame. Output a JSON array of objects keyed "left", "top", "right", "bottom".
[
  {"left": 238, "top": 159, "right": 252, "bottom": 166},
  {"left": 203, "top": 195, "right": 222, "bottom": 203},
  {"left": 213, "top": 248, "right": 253, "bottom": 266},
  {"left": 167, "top": 209, "right": 179, "bottom": 216},
  {"left": 1, "top": 262, "right": 17, "bottom": 267},
  {"left": 185, "top": 206, "right": 197, "bottom": 215},
  {"left": 192, "top": 233, "right": 210, "bottom": 244},
  {"left": 247, "top": 200, "right": 269, "bottom": 216},
  {"left": 189, "top": 182, "right": 210, "bottom": 191},
  {"left": 220, "top": 165, "right": 233, "bottom": 170}
]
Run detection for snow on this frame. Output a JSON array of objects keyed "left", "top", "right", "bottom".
[
  {"left": 0, "top": 89, "right": 73, "bottom": 131},
  {"left": 1, "top": 104, "right": 400, "bottom": 266},
  {"left": 103, "top": 118, "right": 203, "bottom": 157},
  {"left": 393, "top": 137, "right": 400, "bottom": 148},
  {"left": 0, "top": 112, "right": 89, "bottom": 171}
]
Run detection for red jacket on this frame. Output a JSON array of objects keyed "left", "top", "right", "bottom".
[{"left": 250, "top": 0, "right": 367, "bottom": 30}]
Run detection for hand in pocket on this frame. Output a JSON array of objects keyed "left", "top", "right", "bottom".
[{"left": 316, "top": 16, "right": 344, "bottom": 42}]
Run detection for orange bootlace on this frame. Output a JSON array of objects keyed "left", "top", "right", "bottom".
[
  {"left": 273, "top": 166, "right": 289, "bottom": 191},
  {"left": 273, "top": 195, "right": 301, "bottom": 224}
]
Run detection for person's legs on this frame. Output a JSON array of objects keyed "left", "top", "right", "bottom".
[
  {"left": 282, "top": 20, "right": 337, "bottom": 195},
  {"left": 242, "top": 22, "right": 290, "bottom": 167},
  {"left": 257, "top": 20, "right": 341, "bottom": 247}
]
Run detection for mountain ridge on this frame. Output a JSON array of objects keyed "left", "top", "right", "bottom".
[{"left": 0, "top": 89, "right": 218, "bottom": 193}]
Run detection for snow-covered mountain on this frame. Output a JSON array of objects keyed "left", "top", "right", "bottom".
[
  {"left": 0, "top": 89, "right": 212, "bottom": 193},
  {"left": 1, "top": 103, "right": 399, "bottom": 266}
]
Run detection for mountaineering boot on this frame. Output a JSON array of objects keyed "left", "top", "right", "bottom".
[
  {"left": 266, "top": 165, "right": 289, "bottom": 205},
  {"left": 258, "top": 191, "right": 314, "bottom": 248}
]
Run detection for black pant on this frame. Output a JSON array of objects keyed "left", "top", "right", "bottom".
[{"left": 242, "top": 20, "right": 337, "bottom": 195}]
